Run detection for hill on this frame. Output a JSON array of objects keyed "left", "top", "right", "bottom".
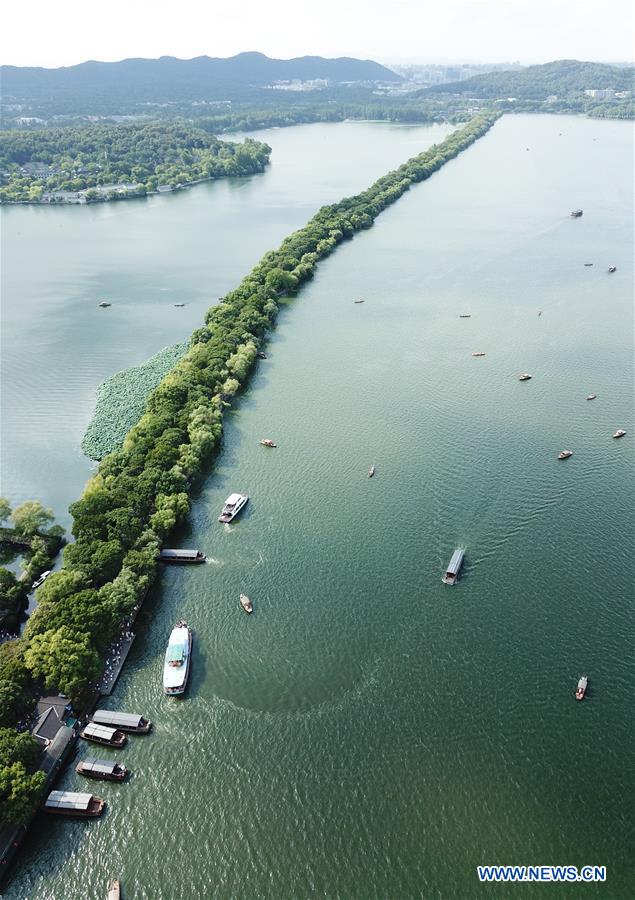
[
  {"left": 1, "top": 52, "right": 401, "bottom": 116},
  {"left": 417, "top": 60, "right": 634, "bottom": 100}
]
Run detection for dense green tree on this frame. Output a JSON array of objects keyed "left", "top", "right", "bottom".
[
  {"left": 10, "top": 501, "right": 54, "bottom": 537},
  {"left": 24, "top": 626, "right": 101, "bottom": 702},
  {"left": 0, "top": 497, "right": 12, "bottom": 523}
]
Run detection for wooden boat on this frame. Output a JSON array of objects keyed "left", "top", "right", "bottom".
[
  {"left": 613, "top": 429, "right": 626, "bottom": 439},
  {"left": 471, "top": 352, "right": 486, "bottom": 357},
  {"left": 368, "top": 465, "right": 375, "bottom": 478},
  {"left": 107, "top": 880, "right": 121, "bottom": 900},
  {"left": 240, "top": 593, "right": 253, "bottom": 614},
  {"left": 80, "top": 723, "right": 127, "bottom": 748},
  {"left": 91, "top": 710, "right": 152, "bottom": 733},
  {"left": 518, "top": 373, "right": 532, "bottom": 381},
  {"left": 442, "top": 549, "right": 465, "bottom": 585},
  {"left": 44, "top": 791, "right": 105, "bottom": 817},
  {"left": 260, "top": 439, "right": 277, "bottom": 448},
  {"left": 557, "top": 450, "right": 573, "bottom": 460},
  {"left": 586, "top": 393, "right": 597, "bottom": 401},
  {"left": 76, "top": 759, "right": 128, "bottom": 782},
  {"left": 159, "top": 549, "right": 206, "bottom": 564},
  {"left": 570, "top": 209, "right": 583, "bottom": 217},
  {"left": 608, "top": 265, "right": 617, "bottom": 273}
]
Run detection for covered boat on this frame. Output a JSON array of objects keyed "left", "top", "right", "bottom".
[
  {"left": 240, "top": 593, "right": 253, "bottom": 614},
  {"left": 76, "top": 759, "right": 128, "bottom": 781},
  {"left": 260, "top": 439, "right": 277, "bottom": 448},
  {"left": 91, "top": 710, "right": 152, "bottom": 734},
  {"left": 80, "top": 723, "right": 127, "bottom": 748},
  {"left": 44, "top": 790, "right": 105, "bottom": 817},
  {"left": 613, "top": 429, "right": 626, "bottom": 439},
  {"left": 472, "top": 351, "right": 486, "bottom": 357},
  {"left": 557, "top": 450, "right": 573, "bottom": 460},
  {"left": 159, "top": 548, "right": 206, "bottom": 564},
  {"left": 576, "top": 675, "right": 588, "bottom": 701},
  {"left": 442, "top": 549, "right": 465, "bottom": 585},
  {"left": 570, "top": 209, "right": 583, "bottom": 217},
  {"left": 518, "top": 373, "right": 532, "bottom": 381},
  {"left": 608, "top": 265, "right": 617, "bottom": 273},
  {"left": 163, "top": 620, "right": 192, "bottom": 695},
  {"left": 368, "top": 465, "right": 376, "bottom": 477},
  {"left": 586, "top": 393, "right": 597, "bottom": 400},
  {"left": 107, "top": 881, "right": 121, "bottom": 900}
]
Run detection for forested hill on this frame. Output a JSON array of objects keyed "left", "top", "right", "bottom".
[
  {"left": 2, "top": 52, "right": 401, "bottom": 112},
  {"left": 418, "top": 60, "right": 634, "bottom": 99}
]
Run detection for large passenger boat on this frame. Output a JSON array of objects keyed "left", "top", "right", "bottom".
[
  {"left": 163, "top": 620, "right": 192, "bottom": 695},
  {"left": 218, "top": 493, "right": 249, "bottom": 523}
]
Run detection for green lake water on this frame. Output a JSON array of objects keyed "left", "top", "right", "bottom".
[{"left": 1, "top": 115, "right": 633, "bottom": 899}]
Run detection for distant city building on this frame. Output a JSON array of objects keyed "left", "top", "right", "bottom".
[{"left": 584, "top": 88, "right": 614, "bottom": 99}]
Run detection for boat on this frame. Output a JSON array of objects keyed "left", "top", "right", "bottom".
[
  {"left": 76, "top": 759, "right": 128, "bottom": 782},
  {"left": 174, "top": 303, "right": 185, "bottom": 307},
  {"left": 80, "top": 723, "right": 127, "bottom": 748},
  {"left": 442, "top": 549, "right": 465, "bottom": 585},
  {"left": 613, "top": 429, "right": 626, "bottom": 439},
  {"left": 31, "top": 570, "right": 51, "bottom": 590},
  {"left": 471, "top": 352, "right": 486, "bottom": 357},
  {"left": 557, "top": 450, "right": 573, "bottom": 460},
  {"left": 368, "top": 465, "right": 375, "bottom": 478},
  {"left": 459, "top": 314, "right": 471, "bottom": 318},
  {"left": 576, "top": 676, "right": 588, "bottom": 701},
  {"left": 159, "top": 548, "right": 206, "bottom": 564},
  {"left": 584, "top": 263, "right": 593, "bottom": 266},
  {"left": 354, "top": 299, "right": 365, "bottom": 304},
  {"left": 586, "top": 393, "right": 597, "bottom": 400},
  {"left": 44, "top": 791, "right": 105, "bottom": 817},
  {"left": 260, "top": 439, "right": 277, "bottom": 448},
  {"left": 163, "top": 620, "right": 192, "bottom": 696},
  {"left": 239, "top": 593, "right": 253, "bottom": 614},
  {"left": 91, "top": 710, "right": 152, "bottom": 734},
  {"left": 98, "top": 301, "right": 111, "bottom": 308},
  {"left": 518, "top": 373, "right": 532, "bottom": 381},
  {"left": 257, "top": 351, "right": 267, "bottom": 359},
  {"left": 218, "top": 493, "right": 249, "bottom": 523},
  {"left": 107, "top": 881, "right": 121, "bottom": 900},
  {"left": 570, "top": 209, "right": 583, "bottom": 217},
  {"left": 608, "top": 265, "right": 617, "bottom": 273}
]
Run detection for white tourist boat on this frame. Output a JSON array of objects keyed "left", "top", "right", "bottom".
[
  {"left": 163, "top": 620, "right": 192, "bottom": 696},
  {"left": 218, "top": 492, "right": 249, "bottom": 523}
]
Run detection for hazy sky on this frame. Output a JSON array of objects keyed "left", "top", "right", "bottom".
[{"left": 1, "top": 0, "right": 633, "bottom": 68}]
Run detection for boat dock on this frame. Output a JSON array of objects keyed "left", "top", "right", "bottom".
[{"left": 98, "top": 630, "right": 136, "bottom": 696}]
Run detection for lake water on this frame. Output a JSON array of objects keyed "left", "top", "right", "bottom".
[{"left": 1, "top": 115, "right": 633, "bottom": 899}]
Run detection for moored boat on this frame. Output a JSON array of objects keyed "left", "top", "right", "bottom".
[
  {"left": 257, "top": 351, "right": 267, "bottom": 359},
  {"left": 107, "top": 880, "right": 121, "bottom": 900},
  {"left": 44, "top": 790, "right": 105, "bottom": 817},
  {"left": 586, "top": 393, "right": 597, "bottom": 400},
  {"left": 91, "top": 710, "right": 152, "bottom": 733},
  {"left": 260, "top": 439, "right": 277, "bottom": 447},
  {"left": 557, "top": 450, "right": 573, "bottom": 460},
  {"left": 613, "top": 429, "right": 626, "bottom": 439},
  {"left": 163, "top": 620, "right": 192, "bottom": 695},
  {"left": 570, "top": 209, "right": 583, "bottom": 217},
  {"left": 442, "top": 549, "right": 465, "bottom": 585},
  {"left": 518, "top": 373, "right": 532, "bottom": 381},
  {"left": 576, "top": 675, "right": 588, "bottom": 701},
  {"left": 80, "top": 723, "right": 127, "bottom": 748},
  {"left": 218, "top": 492, "right": 249, "bottom": 523},
  {"left": 76, "top": 759, "right": 128, "bottom": 782},
  {"left": 31, "top": 570, "right": 51, "bottom": 589},
  {"left": 240, "top": 593, "right": 253, "bottom": 614}
]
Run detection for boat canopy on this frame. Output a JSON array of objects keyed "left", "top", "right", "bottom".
[
  {"left": 159, "top": 549, "right": 202, "bottom": 560},
  {"left": 80, "top": 759, "right": 118, "bottom": 775},
  {"left": 46, "top": 791, "right": 93, "bottom": 810},
  {"left": 445, "top": 549, "right": 465, "bottom": 575},
  {"left": 83, "top": 723, "right": 117, "bottom": 740},
  {"left": 224, "top": 493, "right": 243, "bottom": 505},
  {"left": 92, "top": 710, "right": 144, "bottom": 729}
]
